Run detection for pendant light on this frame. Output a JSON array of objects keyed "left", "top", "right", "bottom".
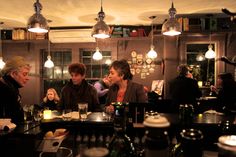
[
  {"left": 91, "top": 0, "right": 110, "bottom": 39},
  {"left": 44, "top": 38, "right": 54, "bottom": 68},
  {"left": 93, "top": 39, "right": 103, "bottom": 60},
  {"left": 162, "top": 0, "right": 181, "bottom": 36},
  {"left": 205, "top": 33, "right": 216, "bottom": 59},
  {"left": 0, "top": 22, "right": 5, "bottom": 70},
  {"left": 196, "top": 52, "right": 205, "bottom": 61},
  {"left": 147, "top": 16, "right": 157, "bottom": 59},
  {"left": 27, "top": 0, "right": 48, "bottom": 33}
]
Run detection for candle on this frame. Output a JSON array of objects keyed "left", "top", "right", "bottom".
[
  {"left": 198, "top": 81, "right": 203, "bottom": 87},
  {"left": 43, "top": 110, "right": 52, "bottom": 119}
]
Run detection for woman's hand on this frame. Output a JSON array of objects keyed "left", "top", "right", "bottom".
[
  {"left": 210, "top": 85, "right": 217, "bottom": 92},
  {"left": 105, "top": 105, "right": 114, "bottom": 113}
]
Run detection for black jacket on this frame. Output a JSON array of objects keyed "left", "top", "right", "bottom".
[
  {"left": 60, "top": 79, "right": 99, "bottom": 112},
  {"left": 106, "top": 80, "right": 148, "bottom": 105},
  {"left": 0, "top": 75, "right": 24, "bottom": 124},
  {"left": 169, "top": 76, "right": 202, "bottom": 111}
]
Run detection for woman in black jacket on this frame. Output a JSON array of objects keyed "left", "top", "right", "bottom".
[{"left": 41, "top": 88, "right": 60, "bottom": 110}]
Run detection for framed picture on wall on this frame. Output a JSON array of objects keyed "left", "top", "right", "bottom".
[{"left": 151, "top": 80, "right": 164, "bottom": 96}]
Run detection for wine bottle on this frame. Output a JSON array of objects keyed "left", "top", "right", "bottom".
[{"left": 107, "top": 102, "right": 136, "bottom": 157}]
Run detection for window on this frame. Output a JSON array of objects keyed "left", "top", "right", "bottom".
[
  {"left": 186, "top": 44, "right": 215, "bottom": 86},
  {"left": 80, "top": 49, "right": 111, "bottom": 81},
  {"left": 41, "top": 49, "right": 72, "bottom": 94}
]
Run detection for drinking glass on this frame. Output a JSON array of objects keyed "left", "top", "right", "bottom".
[
  {"left": 33, "top": 110, "right": 43, "bottom": 122},
  {"left": 78, "top": 103, "right": 88, "bottom": 121},
  {"left": 62, "top": 109, "right": 72, "bottom": 121},
  {"left": 23, "top": 104, "right": 34, "bottom": 123}
]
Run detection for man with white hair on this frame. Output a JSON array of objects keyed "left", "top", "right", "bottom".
[{"left": 0, "top": 56, "right": 31, "bottom": 124}]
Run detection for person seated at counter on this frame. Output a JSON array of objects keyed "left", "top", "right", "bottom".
[
  {"left": 0, "top": 56, "right": 31, "bottom": 124},
  {"left": 59, "top": 62, "right": 99, "bottom": 112},
  {"left": 105, "top": 59, "right": 148, "bottom": 111},
  {"left": 169, "top": 64, "right": 202, "bottom": 112},
  {"left": 210, "top": 72, "right": 236, "bottom": 114},
  {"left": 94, "top": 75, "right": 111, "bottom": 106},
  {"left": 41, "top": 88, "right": 60, "bottom": 110}
]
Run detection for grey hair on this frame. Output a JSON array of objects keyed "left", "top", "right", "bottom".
[{"left": 1, "top": 56, "right": 31, "bottom": 75}]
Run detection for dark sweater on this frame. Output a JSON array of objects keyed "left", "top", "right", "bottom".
[
  {"left": 0, "top": 75, "right": 24, "bottom": 124},
  {"left": 60, "top": 79, "right": 99, "bottom": 112}
]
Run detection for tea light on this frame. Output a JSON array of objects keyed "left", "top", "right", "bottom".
[
  {"left": 43, "top": 110, "right": 52, "bottom": 119},
  {"left": 198, "top": 81, "right": 203, "bottom": 87}
]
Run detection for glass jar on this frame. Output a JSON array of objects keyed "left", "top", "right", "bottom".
[
  {"left": 171, "top": 128, "right": 203, "bottom": 157},
  {"left": 143, "top": 114, "right": 170, "bottom": 157},
  {"left": 218, "top": 135, "right": 236, "bottom": 157}
]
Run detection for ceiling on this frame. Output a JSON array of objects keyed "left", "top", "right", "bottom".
[{"left": 0, "top": 0, "right": 236, "bottom": 29}]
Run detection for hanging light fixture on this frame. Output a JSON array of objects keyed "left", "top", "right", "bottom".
[
  {"left": 93, "top": 39, "right": 103, "bottom": 60},
  {"left": 205, "top": 33, "right": 216, "bottom": 59},
  {"left": 0, "top": 22, "right": 5, "bottom": 70},
  {"left": 91, "top": 0, "right": 110, "bottom": 39},
  {"left": 93, "top": 47, "right": 103, "bottom": 60},
  {"left": 196, "top": 52, "right": 205, "bottom": 61},
  {"left": 44, "top": 38, "right": 54, "bottom": 68},
  {"left": 162, "top": 0, "right": 181, "bottom": 36},
  {"left": 205, "top": 45, "right": 216, "bottom": 59},
  {"left": 27, "top": 0, "right": 48, "bottom": 33},
  {"left": 147, "top": 16, "right": 157, "bottom": 59},
  {"left": 0, "top": 57, "right": 5, "bottom": 70}
]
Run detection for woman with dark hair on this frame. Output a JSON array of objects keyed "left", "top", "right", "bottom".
[
  {"left": 211, "top": 73, "right": 236, "bottom": 114},
  {"left": 106, "top": 59, "right": 147, "bottom": 106}
]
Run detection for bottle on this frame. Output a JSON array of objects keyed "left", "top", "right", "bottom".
[
  {"left": 170, "top": 128, "right": 204, "bottom": 157},
  {"left": 179, "top": 104, "right": 194, "bottom": 127},
  {"left": 143, "top": 114, "right": 170, "bottom": 157},
  {"left": 107, "top": 102, "right": 136, "bottom": 157}
]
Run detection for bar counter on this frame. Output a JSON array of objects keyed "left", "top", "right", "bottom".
[{"left": 1, "top": 112, "right": 235, "bottom": 157}]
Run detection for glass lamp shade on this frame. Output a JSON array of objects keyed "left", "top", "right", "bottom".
[
  {"left": 162, "top": 18, "right": 181, "bottom": 36},
  {"left": 205, "top": 44, "right": 216, "bottom": 59},
  {"left": 91, "top": 20, "right": 110, "bottom": 39},
  {"left": 0, "top": 57, "right": 5, "bottom": 69},
  {"left": 147, "top": 45, "right": 157, "bottom": 59},
  {"left": 93, "top": 47, "right": 103, "bottom": 60},
  {"left": 44, "top": 56, "right": 54, "bottom": 68},
  {"left": 105, "top": 59, "right": 112, "bottom": 65},
  {"left": 196, "top": 53, "right": 205, "bottom": 61}
]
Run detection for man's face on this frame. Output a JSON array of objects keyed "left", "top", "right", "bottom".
[
  {"left": 70, "top": 72, "right": 85, "bottom": 85},
  {"left": 12, "top": 66, "right": 30, "bottom": 87}
]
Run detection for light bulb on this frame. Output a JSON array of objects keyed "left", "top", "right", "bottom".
[
  {"left": 205, "top": 44, "right": 216, "bottom": 59},
  {"left": 147, "top": 45, "right": 157, "bottom": 59},
  {"left": 44, "top": 56, "right": 54, "bottom": 68},
  {"left": 0, "top": 57, "right": 5, "bottom": 69},
  {"left": 93, "top": 47, "right": 103, "bottom": 60}
]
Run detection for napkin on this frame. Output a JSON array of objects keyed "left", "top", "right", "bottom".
[{"left": 0, "top": 119, "right": 16, "bottom": 131}]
